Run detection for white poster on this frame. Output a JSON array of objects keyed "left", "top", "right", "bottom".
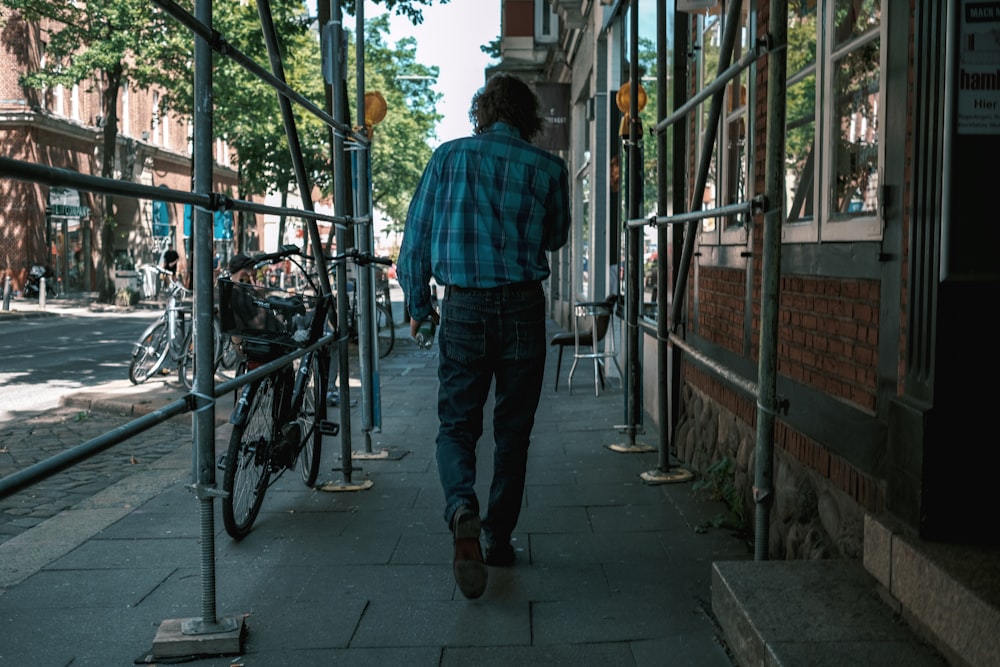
[{"left": 958, "top": 1, "right": 1000, "bottom": 134}]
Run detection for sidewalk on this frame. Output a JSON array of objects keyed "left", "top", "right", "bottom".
[{"left": 0, "top": 325, "right": 750, "bottom": 666}]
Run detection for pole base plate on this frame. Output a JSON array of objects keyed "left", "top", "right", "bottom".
[
  {"left": 607, "top": 442, "right": 657, "bottom": 454},
  {"left": 146, "top": 614, "right": 245, "bottom": 660},
  {"left": 640, "top": 467, "right": 694, "bottom": 485},
  {"left": 317, "top": 478, "right": 375, "bottom": 493}
]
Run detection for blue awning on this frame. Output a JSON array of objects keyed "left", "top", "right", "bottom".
[
  {"left": 152, "top": 200, "right": 170, "bottom": 237},
  {"left": 184, "top": 205, "right": 233, "bottom": 239}
]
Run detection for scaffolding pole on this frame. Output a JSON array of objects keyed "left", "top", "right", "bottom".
[{"left": 754, "top": 0, "right": 788, "bottom": 561}]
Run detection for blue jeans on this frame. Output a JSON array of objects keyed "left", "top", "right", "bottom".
[{"left": 436, "top": 283, "right": 546, "bottom": 547}]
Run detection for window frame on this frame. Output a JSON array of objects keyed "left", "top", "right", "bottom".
[
  {"left": 535, "top": 0, "right": 558, "bottom": 44},
  {"left": 785, "top": 0, "right": 886, "bottom": 243},
  {"left": 696, "top": 2, "right": 753, "bottom": 247}
]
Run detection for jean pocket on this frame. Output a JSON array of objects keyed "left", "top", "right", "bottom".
[
  {"left": 442, "top": 314, "right": 487, "bottom": 364},
  {"left": 513, "top": 317, "right": 545, "bottom": 361}
]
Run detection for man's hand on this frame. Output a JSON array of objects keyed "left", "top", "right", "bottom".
[{"left": 410, "top": 307, "right": 440, "bottom": 338}]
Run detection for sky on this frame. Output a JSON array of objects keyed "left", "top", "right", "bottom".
[{"left": 356, "top": 1, "right": 500, "bottom": 144}]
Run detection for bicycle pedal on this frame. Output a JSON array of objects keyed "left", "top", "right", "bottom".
[
  {"left": 216, "top": 454, "right": 227, "bottom": 470},
  {"left": 320, "top": 420, "right": 340, "bottom": 436}
]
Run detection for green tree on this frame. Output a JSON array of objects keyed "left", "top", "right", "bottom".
[
  {"left": 349, "top": 13, "right": 442, "bottom": 237},
  {"left": 342, "top": 0, "right": 448, "bottom": 24},
  {"left": 1, "top": 0, "right": 172, "bottom": 299}
]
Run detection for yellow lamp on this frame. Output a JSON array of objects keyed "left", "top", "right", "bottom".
[
  {"left": 364, "top": 91, "right": 387, "bottom": 127},
  {"left": 616, "top": 80, "right": 648, "bottom": 136}
]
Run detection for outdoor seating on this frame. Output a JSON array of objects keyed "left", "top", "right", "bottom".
[{"left": 550, "top": 294, "right": 622, "bottom": 395}]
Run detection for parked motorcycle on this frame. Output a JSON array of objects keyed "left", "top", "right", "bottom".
[{"left": 24, "top": 263, "right": 56, "bottom": 299}]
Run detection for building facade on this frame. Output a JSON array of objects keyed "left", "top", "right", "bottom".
[
  {"left": 493, "top": 0, "right": 997, "bottom": 562},
  {"left": 0, "top": 8, "right": 241, "bottom": 297}
]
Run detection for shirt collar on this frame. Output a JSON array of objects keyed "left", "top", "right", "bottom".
[{"left": 484, "top": 121, "right": 521, "bottom": 139}]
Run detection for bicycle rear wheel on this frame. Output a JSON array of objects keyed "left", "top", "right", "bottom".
[
  {"left": 178, "top": 328, "right": 195, "bottom": 390},
  {"left": 297, "top": 352, "right": 326, "bottom": 487},
  {"left": 179, "top": 319, "right": 228, "bottom": 388},
  {"left": 129, "top": 320, "right": 169, "bottom": 384},
  {"left": 375, "top": 303, "right": 395, "bottom": 358},
  {"left": 222, "top": 376, "right": 277, "bottom": 539}
]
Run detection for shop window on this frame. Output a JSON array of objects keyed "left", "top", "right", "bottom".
[
  {"left": 697, "top": 1, "right": 753, "bottom": 246},
  {"left": 536, "top": 0, "right": 558, "bottom": 44},
  {"left": 784, "top": 0, "right": 884, "bottom": 242}
]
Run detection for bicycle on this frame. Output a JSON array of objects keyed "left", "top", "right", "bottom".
[
  {"left": 217, "top": 245, "right": 392, "bottom": 539},
  {"left": 127, "top": 267, "right": 230, "bottom": 388},
  {"left": 301, "top": 264, "right": 395, "bottom": 358},
  {"left": 344, "top": 272, "right": 395, "bottom": 359}
]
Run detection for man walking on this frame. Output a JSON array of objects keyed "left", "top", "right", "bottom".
[{"left": 398, "top": 73, "right": 571, "bottom": 599}]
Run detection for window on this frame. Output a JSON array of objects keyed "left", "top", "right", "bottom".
[
  {"left": 151, "top": 91, "right": 161, "bottom": 145},
  {"left": 536, "top": 0, "right": 558, "bottom": 44},
  {"left": 161, "top": 97, "right": 170, "bottom": 147},
  {"left": 784, "top": 0, "right": 884, "bottom": 242},
  {"left": 53, "top": 84, "right": 65, "bottom": 116},
  {"left": 122, "top": 86, "right": 130, "bottom": 137},
  {"left": 71, "top": 84, "right": 80, "bottom": 121},
  {"left": 698, "top": 1, "right": 753, "bottom": 246}
]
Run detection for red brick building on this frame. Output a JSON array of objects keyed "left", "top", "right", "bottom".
[{"left": 0, "top": 7, "right": 239, "bottom": 296}]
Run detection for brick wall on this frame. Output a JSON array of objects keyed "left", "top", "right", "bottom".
[
  {"left": 505, "top": 0, "right": 535, "bottom": 37},
  {"left": 685, "top": 364, "right": 885, "bottom": 516},
  {"left": 766, "top": 275, "right": 880, "bottom": 414},
  {"left": 693, "top": 265, "right": 745, "bottom": 355}
]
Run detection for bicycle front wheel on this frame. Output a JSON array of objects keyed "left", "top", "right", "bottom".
[
  {"left": 297, "top": 352, "right": 327, "bottom": 486},
  {"left": 376, "top": 303, "right": 395, "bottom": 359},
  {"left": 222, "top": 377, "right": 277, "bottom": 539},
  {"left": 128, "top": 320, "right": 169, "bottom": 384}
]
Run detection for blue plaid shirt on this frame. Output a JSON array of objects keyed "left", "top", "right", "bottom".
[{"left": 398, "top": 122, "right": 571, "bottom": 321}]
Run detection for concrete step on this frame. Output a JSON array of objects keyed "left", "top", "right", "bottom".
[
  {"left": 864, "top": 515, "right": 1000, "bottom": 667},
  {"left": 712, "top": 558, "right": 948, "bottom": 667}
]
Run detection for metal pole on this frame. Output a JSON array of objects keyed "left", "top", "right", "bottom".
[
  {"left": 354, "top": 1, "right": 378, "bottom": 453},
  {"left": 0, "top": 399, "right": 189, "bottom": 499},
  {"left": 624, "top": 0, "right": 643, "bottom": 448},
  {"left": 655, "top": 0, "right": 668, "bottom": 469},
  {"left": 754, "top": 0, "right": 788, "bottom": 561},
  {"left": 640, "top": 0, "right": 693, "bottom": 483},
  {"left": 330, "top": 0, "right": 354, "bottom": 483},
  {"left": 3, "top": 276, "right": 11, "bottom": 310},
  {"left": 184, "top": 0, "right": 231, "bottom": 635},
  {"left": 671, "top": 7, "right": 689, "bottom": 452},
  {"left": 255, "top": 0, "right": 331, "bottom": 297}
]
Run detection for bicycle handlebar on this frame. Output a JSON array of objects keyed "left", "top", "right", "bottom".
[
  {"left": 250, "top": 244, "right": 304, "bottom": 267},
  {"left": 327, "top": 248, "right": 393, "bottom": 267}
]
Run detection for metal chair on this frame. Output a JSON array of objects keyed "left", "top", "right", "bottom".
[{"left": 550, "top": 295, "right": 623, "bottom": 395}]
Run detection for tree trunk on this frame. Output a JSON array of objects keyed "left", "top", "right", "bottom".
[{"left": 97, "top": 62, "right": 124, "bottom": 302}]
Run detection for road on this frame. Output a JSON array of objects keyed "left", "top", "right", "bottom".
[{"left": 0, "top": 308, "right": 160, "bottom": 421}]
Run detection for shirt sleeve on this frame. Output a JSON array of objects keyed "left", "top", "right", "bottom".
[
  {"left": 546, "top": 160, "right": 572, "bottom": 252},
  {"left": 397, "top": 152, "right": 439, "bottom": 322}
]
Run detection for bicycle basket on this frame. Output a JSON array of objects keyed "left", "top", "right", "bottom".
[{"left": 218, "top": 279, "right": 318, "bottom": 355}]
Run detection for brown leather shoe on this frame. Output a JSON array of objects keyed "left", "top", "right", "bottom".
[{"left": 452, "top": 507, "right": 487, "bottom": 599}]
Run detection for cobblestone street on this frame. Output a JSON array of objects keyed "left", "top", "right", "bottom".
[{"left": 0, "top": 406, "right": 190, "bottom": 544}]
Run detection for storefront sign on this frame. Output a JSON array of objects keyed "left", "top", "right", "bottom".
[
  {"left": 536, "top": 83, "right": 570, "bottom": 152},
  {"left": 958, "top": 0, "right": 1000, "bottom": 134}
]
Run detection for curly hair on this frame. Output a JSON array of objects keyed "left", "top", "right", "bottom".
[{"left": 469, "top": 73, "right": 544, "bottom": 142}]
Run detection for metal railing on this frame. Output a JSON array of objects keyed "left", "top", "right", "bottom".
[
  {"left": 621, "top": 0, "right": 787, "bottom": 560},
  {"left": 0, "top": 0, "right": 381, "bottom": 647}
]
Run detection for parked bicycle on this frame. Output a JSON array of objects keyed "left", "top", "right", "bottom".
[
  {"left": 345, "top": 272, "right": 395, "bottom": 359},
  {"left": 217, "top": 245, "right": 392, "bottom": 539},
  {"left": 127, "top": 267, "right": 231, "bottom": 388},
  {"left": 299, "top": 264, "right": 395, "bottom": 358}
]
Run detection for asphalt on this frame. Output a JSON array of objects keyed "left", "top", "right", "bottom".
[{"left": 0, "top": 294, "right": 751, "bottom": 666}]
